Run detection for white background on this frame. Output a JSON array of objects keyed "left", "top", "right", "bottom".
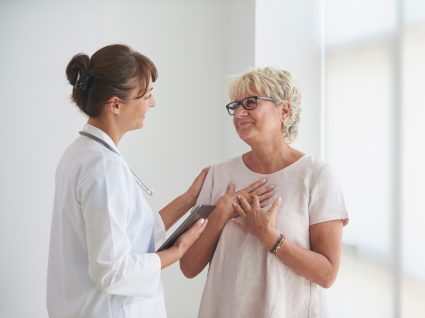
[
  {"left": 1, "top": 0, "right": 424, "bottom": 317},
  {"left": 0, "top": 1, "right": 321, "bottom": 317}
]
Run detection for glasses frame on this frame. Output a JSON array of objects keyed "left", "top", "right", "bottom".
[{"left": 225, "top": 96, "right": 276, "bottom": 116}]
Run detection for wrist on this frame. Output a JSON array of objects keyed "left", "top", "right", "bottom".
[
  {"left": 259, "top": 229, "right": 280, "bottom": 249},
  {"left": 269, "top": 234, "right": 285, "bottom": 254}
]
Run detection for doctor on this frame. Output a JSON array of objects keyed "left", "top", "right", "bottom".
[{"left": 46, "top": 44, "right": 209, "bottom": 318}]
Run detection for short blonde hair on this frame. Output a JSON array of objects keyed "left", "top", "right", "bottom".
[{"left": 228, "top": 67, "right": 301, "bottom": 144}]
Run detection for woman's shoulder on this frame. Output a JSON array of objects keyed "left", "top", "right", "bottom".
[
  {"left": 300, "top": 154, "right": 326, "bottom": 168},
  {"left": 298, "top": 155, "right": 342, "bottom": 188},
  {"left": 291, "top": 154, "right": 339, "bottom": 181},
  {"left": 210, "top": 155, "right": 243, "bottom": 174}
]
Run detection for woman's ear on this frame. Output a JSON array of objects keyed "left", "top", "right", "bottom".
[
  {"left": 280, "top": 101, "right": 291, "bottom": 123},
  {"left": 105, "top": 96, "right": 121, "bottom": 115}
]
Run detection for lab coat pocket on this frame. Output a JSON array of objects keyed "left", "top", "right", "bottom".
[{"left": 123, "top": 293, "right": 166, "bottom": 318}]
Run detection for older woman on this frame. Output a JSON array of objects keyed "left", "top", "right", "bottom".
[{"left": 180, "top": 67, "right": 349, "bottom": 318}]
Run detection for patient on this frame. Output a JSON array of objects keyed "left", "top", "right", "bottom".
[{"left": 180, "top": 67, "right": 349, "bottom": 318}]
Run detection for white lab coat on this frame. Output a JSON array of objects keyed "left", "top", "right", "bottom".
[{"left": 47, "top": 124, "right": 167, "bottom": 318}]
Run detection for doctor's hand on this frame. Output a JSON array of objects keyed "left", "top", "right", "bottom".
[
  {"left": 184, "top": 167, "right": 210, "bottom": 206},
  {"left": 215, "top": 179, "right": 275, "bottom": 220},
  {"left": 157, "top": 218, "right": 208, "bottom": 269},
  {"left": 174, "top": 218, "right": 208, "bottom": 257}
]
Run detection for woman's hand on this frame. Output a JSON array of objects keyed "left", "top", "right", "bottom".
[
  {"left": 232, "top": 195, "right": 282, "bottom": 246},
  {"left": 184, "top": 167, "right": 210, "bottom": 206},
  {"left": 174, "top": 218, "right": 208, "bottom": 257},
  {"left": 215, "top": 179, "right": 275, "bottom": 220}
]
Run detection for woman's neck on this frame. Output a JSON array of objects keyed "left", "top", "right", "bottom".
[
  {"left": 244, "top": 139, "right": 303, "bottom": 174},
  {"left": 87, "top": 117, "right": 123, "bottom": 145}
]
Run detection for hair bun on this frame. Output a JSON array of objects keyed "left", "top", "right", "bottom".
[{"left": 66, "top": 53, "right": 91, "bottom": 86}]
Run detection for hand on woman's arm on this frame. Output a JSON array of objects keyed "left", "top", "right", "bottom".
[
  {"left": 180, "top": 180, "right": 275, "bottom": 278},
  {"left": 159, "top": 167, "right": 209, "bottom": 230},
  {"left": 233, "top": 195, "right": 344, "bottom": 288}
]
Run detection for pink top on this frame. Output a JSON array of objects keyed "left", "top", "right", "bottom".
[{"left": 196, "top": 155, "right": 348, "bottom": 318}]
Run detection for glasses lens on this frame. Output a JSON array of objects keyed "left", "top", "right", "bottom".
[{"left": 242, "top": 97, "right": 257, "bottom": 110}]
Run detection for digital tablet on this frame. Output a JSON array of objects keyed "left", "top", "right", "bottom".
[{"left": 156, "top": 204, "right": 215, "bottom": 252}]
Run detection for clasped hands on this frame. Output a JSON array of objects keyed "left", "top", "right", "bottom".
[{"left": 215, "top": 179, "right": 282, "bottom": 245}]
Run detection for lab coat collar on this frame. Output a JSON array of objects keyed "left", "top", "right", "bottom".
[{"left": 81, "top": 123, "right": 122, "bottom": 156}]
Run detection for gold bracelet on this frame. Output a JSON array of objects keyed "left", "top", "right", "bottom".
[{"left": 269, "top": 234, "right": 285, "bottom": 254}]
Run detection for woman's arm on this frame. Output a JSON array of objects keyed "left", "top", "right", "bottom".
[
  {"left": 159, "top": 168, "right": 209, "bottom": 230},
  {"left": 275, "top": 220, "right": 343, "bottom": 288},
  {"left": 180, "top": 180, "right": 275, "bottom": 278},
  {"left": 233, "top": 195, "right": 344, "bottom": 288}
]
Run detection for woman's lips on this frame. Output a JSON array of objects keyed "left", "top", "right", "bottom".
[{"left": 237, "top": 121, "right": 254, "bottom": 129}]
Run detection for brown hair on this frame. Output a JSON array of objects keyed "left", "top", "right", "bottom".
[{"left": 66, "top": 44, "right": 158, "bottom": 117}]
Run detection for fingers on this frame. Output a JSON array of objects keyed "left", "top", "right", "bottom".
[
  {"left": 237, "top": 195, "right": 251, "bottom": 211},
  {"left": 185, "top": 218, "right": 208, "bottom": 241},
  {"left": 194, "top": 166, "right": 210, "bottom": 184},
  {"left": 192, "top": 218, "right": 208, "bottom": 234},
  {"left": 245, "top": 179, "right": 267, "bottom": 193},
  {"left": 232, "top": 201, "right": 247, "bottom": 217},
  {"left": 268, "top": 197, "right": 282, "bottom": 217},
  {"left": 256, "top": 185, "right": 275, "bottom": 202},
  {"left": 226, "top": 182, "right": 235, "bottom": 194},
  {"left": 252, "top": 195, "right": 260, "bottom": 209}
]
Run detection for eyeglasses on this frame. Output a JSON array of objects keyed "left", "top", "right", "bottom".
[{"left": 225, "top": 96, "right": 276, "bottom": 116}]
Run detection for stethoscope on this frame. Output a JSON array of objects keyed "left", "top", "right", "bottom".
[{"left": 79, "top": 131, "right": 154, "bottom": 196}]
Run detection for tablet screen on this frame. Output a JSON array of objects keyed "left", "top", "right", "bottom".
[{"left": 156, "top": 204, "right": 215, "bottom": 252}]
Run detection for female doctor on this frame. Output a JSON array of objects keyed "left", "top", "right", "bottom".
[{"left": 46, "top": 44, "right": 209, "bottom": 318}]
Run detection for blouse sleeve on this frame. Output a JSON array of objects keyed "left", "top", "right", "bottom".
[
  {"left": 79, "top": 157, "right": 162, "bottom": 297},
  {"left": 308, "top": 163, "right": 349, "bottom": 226},
  {"left": 196, "top": 166, "right": 214, "bottom": 205}
]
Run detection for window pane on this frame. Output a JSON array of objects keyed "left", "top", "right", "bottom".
[
  {"left": 401, "top": 19, "right": 425, "bottom": 317},
  {"left": 326, "top": 43, "right": 393, "bottom": 258}
]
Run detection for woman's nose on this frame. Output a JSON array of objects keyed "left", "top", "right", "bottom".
[{"left": 234, "top": 105, "right": 248, "bottom": 117}]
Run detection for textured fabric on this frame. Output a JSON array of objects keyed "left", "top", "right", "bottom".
[
  {"left": 47, "top": 124, "right": 166, "bottom": 318},
  {"left": 197, "top": 155, "right": 348, "bottom": 318}
]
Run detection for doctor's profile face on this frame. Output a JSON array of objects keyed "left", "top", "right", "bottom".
[{"left": 119, "top": 77, "right": 156, "bottom": 132}]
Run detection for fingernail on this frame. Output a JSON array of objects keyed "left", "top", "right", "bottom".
[{"left": 200, "top": 218, "right": 205, "bottom": 224}]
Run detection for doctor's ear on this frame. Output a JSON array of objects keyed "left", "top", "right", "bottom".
[{"left": 105, "top": 96, "right": 121, "bottom": 114}]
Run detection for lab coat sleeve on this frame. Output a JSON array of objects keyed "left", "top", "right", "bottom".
[
  {"left": 79, "top": 157, "right": 162, "bottom": 297},
  {"left": 154, "top": 210, "right": 166, "bottom": 251}
]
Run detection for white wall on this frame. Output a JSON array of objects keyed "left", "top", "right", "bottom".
[
  {"left": 0, "top": 0, "right": 322, "bottom": 317},
  {"left": 0, "top": 0, "right": 229, "bottom": 317},
  {"left": 255, "top": 0, "right": 323, "bottom": 157},
  {"left": 225, "top": 0, "right": 323, "bottom": 159}
]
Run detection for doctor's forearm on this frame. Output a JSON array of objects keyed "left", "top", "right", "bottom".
[{"left": 159, "top": 193, "right": 195, "bottom": 230}]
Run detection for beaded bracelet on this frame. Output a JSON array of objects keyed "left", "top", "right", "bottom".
[{"left": 269, "top": 234, "right": 285, "bottom": 254}]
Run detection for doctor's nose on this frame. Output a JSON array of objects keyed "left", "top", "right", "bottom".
[{"left": 149, "top": 96, "right": 156, "bottom": 108}]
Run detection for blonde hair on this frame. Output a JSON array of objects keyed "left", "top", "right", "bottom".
[{"left": 228, "top": 67, "right": 301, "bottom": 144}]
